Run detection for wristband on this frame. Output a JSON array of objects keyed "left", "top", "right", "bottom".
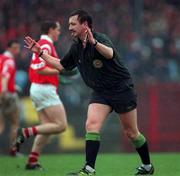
[
  {"left": 30, "top": 43, "right": 36, "bottom": 50},
  {"left": 39, "top": 50, "right": 43, "bottom": 57},
  {"left": 93, "top": 40, "right": 98, "bottom": 47}
]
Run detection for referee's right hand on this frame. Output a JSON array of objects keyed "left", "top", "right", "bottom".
[{"left": 24, "top": 36, "right": 41, "bottom": 55}]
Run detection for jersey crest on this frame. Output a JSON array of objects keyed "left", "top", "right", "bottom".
[{"left": 93, "top": 59, "right": 103, "bottom": 68}]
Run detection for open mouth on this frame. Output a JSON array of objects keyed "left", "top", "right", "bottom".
[{"left": 70, "top": 31, "right": 76, "bottom": 37}]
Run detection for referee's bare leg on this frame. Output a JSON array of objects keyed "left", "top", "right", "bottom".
[
  {"left": 74, "top": 105, "right": 153, "bottom": 175},
  {"left": 82, "top": 103, "right": 111, "bottom": 173},
  {"left": 120, "top": 108, "right": 154, "bottom": 174}
]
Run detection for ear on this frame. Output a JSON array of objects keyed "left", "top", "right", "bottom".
[{"left": 84, "top": 21, "right": 88, "bottom": 27}]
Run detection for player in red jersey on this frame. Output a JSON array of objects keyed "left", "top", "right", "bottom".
[
  {"left": 15, "top": 21, "right": 67, "bottom": 170},
  {"left": 0, "top": 40, "right": 21, "bottom": 156}
]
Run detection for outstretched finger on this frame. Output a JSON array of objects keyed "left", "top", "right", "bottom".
[
  {"left": 24, "top": 39, "right": 30, "bottom": 46},
  {"left": 25, "top": 36, "right": 34, "bottom": 43},
  {"left": 24, "top": 38, "right": 34, "bottom": 48},
  {"left": 24, "top": 39, "right": 36, "bottom": 50},
  {"left": 24, "top": 44, "right": 30, "bottom": 49}
]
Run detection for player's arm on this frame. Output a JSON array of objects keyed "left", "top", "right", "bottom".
[
  {"left": 1, "top": 76, "right": 9, "bottom": 92},
  {"left": 86, "top": 27, "right": 113, "bottom": 59},
  {"left": 36, "top": 67, "right": 59, "bottom": 75},
  {"left": 40, "top": 52, "right": 64, "bottom": 72},
  {"left": 35, "top": 45, "right": 60, "bottom": 75},
  {"left": 1, "top": 60, "right": 14, "bottom": 92},
  {"left": 24, "top": 36, "right": 64, "bottom": 72}
]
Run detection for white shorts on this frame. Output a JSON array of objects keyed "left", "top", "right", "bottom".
[{"left": 30, "top": 83, "right": 62, "bottom": 111}]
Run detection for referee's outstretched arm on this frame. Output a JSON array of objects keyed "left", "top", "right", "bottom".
[{"left": 24, "top": 36, "right": 64, "bottom": 72}]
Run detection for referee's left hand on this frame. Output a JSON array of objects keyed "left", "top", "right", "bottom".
[{"left": 85, "top": 26, "right": 96, "bottom": 45}]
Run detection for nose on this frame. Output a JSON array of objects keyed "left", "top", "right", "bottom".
[{"left": 69, "top": 24, "right": 73, "bottom": 31}]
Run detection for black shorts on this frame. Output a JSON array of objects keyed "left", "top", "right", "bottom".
[{"left": 89, "top": 88, "right": 137, "bottom": 114}]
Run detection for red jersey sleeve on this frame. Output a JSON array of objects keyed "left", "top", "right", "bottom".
[
  {"left": 1, "top": 59, "right": 15, "bottom": 78},
  {"left": 30, "top": 43, "right": 52, "bottom": 71}
]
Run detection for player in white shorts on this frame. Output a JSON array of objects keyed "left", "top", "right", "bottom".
[{"left": 14, "top": 21, "right": 67, "bottom": 170}]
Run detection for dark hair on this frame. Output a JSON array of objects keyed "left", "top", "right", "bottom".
[
  {"left": 7, "top": 40, "right": 19, "bottom": 48},
  {"left": 69, "top": 9, "right": 93, "bottom": 28},
  {"left": 41, "top": 21, "right": 58, "bottom": 34}
]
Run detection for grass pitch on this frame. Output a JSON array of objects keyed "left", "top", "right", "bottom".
[{"left": 0, "top": 153, "right": 179, "bottom": 176}]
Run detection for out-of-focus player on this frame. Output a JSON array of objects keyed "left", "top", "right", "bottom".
[
  {"left": 0, "top": 40, "right": 21, "bottom": 156},
  {"left": 15, "top": 21, "right": 67, "bottom": 170}
]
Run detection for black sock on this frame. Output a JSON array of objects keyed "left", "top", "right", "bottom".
[
  {"left": 85, "top": 132, "right": 100, "bottom": 169},
  {"left": 136, "top": 141, "right": 151, "bottom": 165}
]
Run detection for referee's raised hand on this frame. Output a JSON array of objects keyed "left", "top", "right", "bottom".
[
  {"left": 24, "top": 36, "right": 41, "bottom": 55},
  {"left": 85, "top": 26, "right": 96, "bottom": 45}
]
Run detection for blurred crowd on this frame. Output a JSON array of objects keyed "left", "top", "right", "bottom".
[{"left": 0, "top": 0, "right": 180, "bottom": 92}]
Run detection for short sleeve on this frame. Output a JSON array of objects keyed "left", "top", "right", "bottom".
[
  {"left": 2, "top": 59, "right": 15, "bottom": 78},
  {"left": 31, "top": 43, "right": 52, "bottom": 70},
  {"left": 41, "top": 44, "right": 52, "bottom": 55},
  {"left": 96, "top": 33, "right": 114, "bottom": 48},
  {"left": 95, "top": 33, "right": 117, "bottom": 59}
]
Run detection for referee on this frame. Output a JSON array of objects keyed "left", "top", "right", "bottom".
[{"left": 24, "top": 9, "right": 154, "bottom": 176}]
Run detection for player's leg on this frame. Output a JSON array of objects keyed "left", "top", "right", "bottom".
[
  {"left": 42, "top": 103, "right": 67, "bottom": 133},
  {"left": 119, "top": 108, "right": 154, "bottom": 175},
  {"left": 1, "top": 93, "right": 20, "bottom": 156},
  {"left": 16, "top": 84, "right": 67, "bottom": 142},
  {"left": 9, "top": 110, "right": 19, "bottom": 143},
  {"left": 20, "top": 105, "right": 67, "bottom": 137},
  {"left": 16, "top": 104, "right": 67, "bottom": 151},
  {"left": 0, "top": 96, "right": 5, "bottom": 135},
  {"left": 26, "top": 103, "right": 67, "bottom": 170},
  {"left": 31, "top": 103, "right": 67, "bottom": 166},
  {"left": 27, "top": 103, "right": 67, "bottom": 136},
  {"left": 67, "top": 103, "right": 111, "bottom": 176},
  {"left": 0, "top": 112, "right": 5, "bottom": 135},
  {"left": 26, "top": 110, "right": 49, "bottom": 170},
  {"left": 9, "top": 109, "right": 19, "bottom": 156}
]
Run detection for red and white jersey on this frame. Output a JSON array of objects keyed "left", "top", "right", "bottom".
[
  {"left": 0, "top": 51, "right": 16, "bottom": 93},
  {"left": 29, "top": 35, "right": 60, "bottom": 88}
]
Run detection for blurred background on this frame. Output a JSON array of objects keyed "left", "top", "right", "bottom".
[{"left": 0, "top": 0, "right": 180, "bottom": 154}]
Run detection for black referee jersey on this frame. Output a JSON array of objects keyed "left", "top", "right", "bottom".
[{"left": 60, "top": 31, "right": 133, "bottom": 93}]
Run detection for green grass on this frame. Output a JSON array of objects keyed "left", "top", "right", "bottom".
[{"left": 0, "top": 153, "right": 180, "bottom": 176}]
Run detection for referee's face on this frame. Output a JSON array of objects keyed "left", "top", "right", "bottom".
[{"left": 69, "top": 15, "right": 86, "bottom": 39}]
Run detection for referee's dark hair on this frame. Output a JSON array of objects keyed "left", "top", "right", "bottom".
[
  {"left": 41, "top": 21, "right": 58, "bottom": 34},
  {"left": 7, "top": 40, "right": 19, "bottom": 48},
  {"left": 69, "top": 9, "right": 93, "bottom": 29}
]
